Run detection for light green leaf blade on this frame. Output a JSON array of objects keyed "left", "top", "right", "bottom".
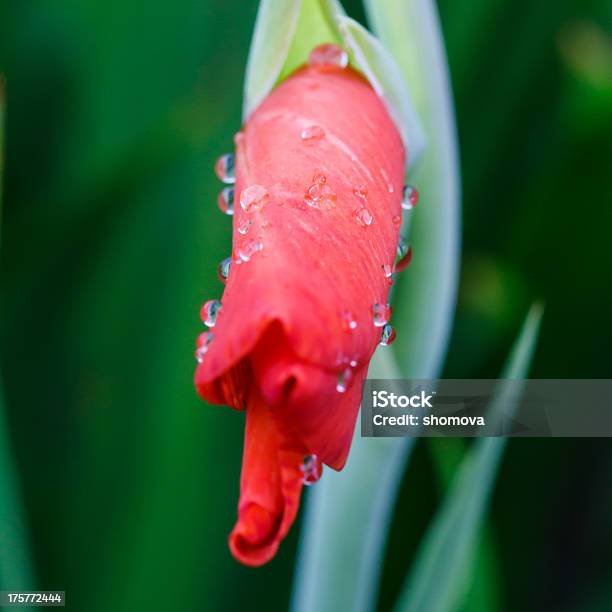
[
  {"left": 395, "top": 303, "right": 544, "bottom": 612},
  {"left": 291, "top": 1, "right": 460, "bottom": 610},
  {"left": 242, "top": 0, "right": 302, "bottom": 119}
]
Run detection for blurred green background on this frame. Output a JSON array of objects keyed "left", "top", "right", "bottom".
[{"left": 1, "top": 0, "right": 611, "bottom": 610}]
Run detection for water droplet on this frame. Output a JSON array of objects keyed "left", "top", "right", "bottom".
[
  {"left": 195, "top": 331, "right": 214, "bottom": 362},
  {"left": 336, "top": 368, "right": 353, "bottom": 393},
  {"left": 301, "top": 454, "right": 322, "bottom": 486},
  {"left": 402, "top": 185, "right": 419, "bottom": 210},
  {"left": 354, "top": 206, "right": 373, "bottom": 227},
  {"left": 308, "top": 44, "right": 348, "bottom": 70},
  {"left": 217, "top": 187, "right": 234, "bottom": 215},
  {"left": 200, "top": 299, "right": 222, "bottom": 327},
  {"left": 382, "top": 263, "right": 394, "bottom": 286},
  {"left": 304, "top": 179, "right": 337, "bottom": 209},
  {"left": 237, "top": 218, "right": 253, "bottom": 235},
  {"left": 392, "top": 214, "right": 402, "bottom": 227},
  {"left": 238, "top": 239, "right": 263, "bottom": 262},
  {"left": 214, "top": 153, "right": 235, "bottom": 184},
  {"left": 373, "top": 303, "right": 392, "bottom": 327},
  {"left": 380, "top": 324, "right": 396, "bottom": 346},
  {"left": 301, "top": 125, "right": 325, "bottom": 142},
  {"left": 341, "top": 310, "right": 358, "bottom": 331},
  {"left": 217, "top": 257, "right": 231, "bottom": 283},
  {"left": 240, "top": 185, "right": 269, "bottom": 212},
  {"left": 350, "top": 359, "right": 358, "bottom": 368},
  {"left": 394, "top": 238, "right": 413, "bottom": 273},
  {"left": 353, "top": 184, "right": 368, "bottom": 199}
]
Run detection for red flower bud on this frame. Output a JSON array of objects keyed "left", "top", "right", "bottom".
[{"left": 195, "top": 59, "right": 405, "bottom": 566}]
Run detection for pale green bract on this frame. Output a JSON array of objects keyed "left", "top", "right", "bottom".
[{"left": 242, "top": 0, "right": 425, "bottom": 167}]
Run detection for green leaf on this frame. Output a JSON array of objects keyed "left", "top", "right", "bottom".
[
  {"left": 291, "top": 1, "right": 460, "bottom": 610},
  {"left": 394, "top": 303, "right": 544, "bottom": 612}
]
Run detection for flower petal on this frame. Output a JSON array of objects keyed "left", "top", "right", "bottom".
[{"left": 229, "top": 387, "right": 306, "bottom": 566}]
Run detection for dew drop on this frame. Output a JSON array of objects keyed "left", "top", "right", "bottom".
[
  {"left": 195, "top": 331, "right": 214, "bottom": 362},
  {"left": 373, "top": 303, "right": 392, "bottom": 327},
  {"left": 380, "top": 324, "right": 396, "bottom": 346},
  {"left": 301, "top": 454, "right": 322, "bottom": 486},
  {"left": 217, "top": 257, "right": 231, "bottom": 283},
  {"left": 394, "top": 238, "right": 413, "bottom": 273},
  {"left": 217, "top": 187, "right": 234, "bottom": 215},
  {"left": 392, "top": 214, "right": 402, "bottom": 227},
  {"left": 214, "top": 153, "right": 235, "bottom": 184},
  {"left": 354, "top": 206, "right": 373, "bottom": 227},
  {"left": 301, "top": 125, "right": 325, "bottom": 142},
  {"left": 238, "top": 239, "right": 263, "bottom": 262},
  {"left": 308, "top": 44, "right": 349, "bottom": 70},
  {"left": 353, "top": 184, "right": 368, "bottom": 199},
  {"left": 240, "top": 184, "right": 269, "bottom": 212},
  {"left": 237, "top": 218, "right": 253, "bottom": 235},
  {"left": 341, "top": 310, "right": 358, "bottom": 331},
  {"left": 350, "top": 358, "right": 358, "bottom": 368},
  {"left": 382, "top": 263, "right": 393, "bottom": 278},
  {"left": 304, "top": 179, "right": 337, "bottom": 209},
  {"left": 200, "top": 299, "right": 221, "bottom": 327},
  {"left": 402, "top": 185, "right": 419, "bottom": 210},
  {"left": 336, "top": 368, "right": 353, "bottom": 393}
]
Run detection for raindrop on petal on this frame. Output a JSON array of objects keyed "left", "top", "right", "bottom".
[
  {"left": 240, "top": 185, "right": 270, "bottom": 212},
  {"left": 354, "top": 206, "right": 373, "bottom": 227},
  {"left": 304, "top": 180, "right": 337, "bottom": 209},
  {"left": 237, "top": 218, "right": 253, "bottom": 235},
  {"left": 336, "top": 368, "right": 353, "bottom": 393},
  {"left": 392, "top": 214, "right": 402, "bottom": 227},
  {"left": 308, "top": 44, "right": 349, "bottom": 70},
  {"left": 402, "top": 185, "right": 419, "bottom": 210},
  {"left": 217, "top": 187, "right": 234, "bottom": 215},
  {"left": 301, "top": 125, "right": 325, "bottom": 142},
  {"left": 394, "top": 238, "right": 413, "bottom": 273},
  {"left": 200, "top": 299, "right": 222, "bottom": 327},
  {"left": 195, "top": 331, "right": 214, "bottom": 362},
  {"left": 373, "top": 303, "right": 392, "bottom": 327},
  {"left": 238, "top": 240, "right": 263, "bottom": 262},
  {"left": 301, "top": 454, "right": 322, "bottom": 486},
  {"left": 217, "top": 257, "right": 231, "bottom": 283},
  {"left": 380, "top": 324, "right": 396, "bottom": 346},
  {"left": 214, "top": 153, "right": 235, "bottom": 184}
]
